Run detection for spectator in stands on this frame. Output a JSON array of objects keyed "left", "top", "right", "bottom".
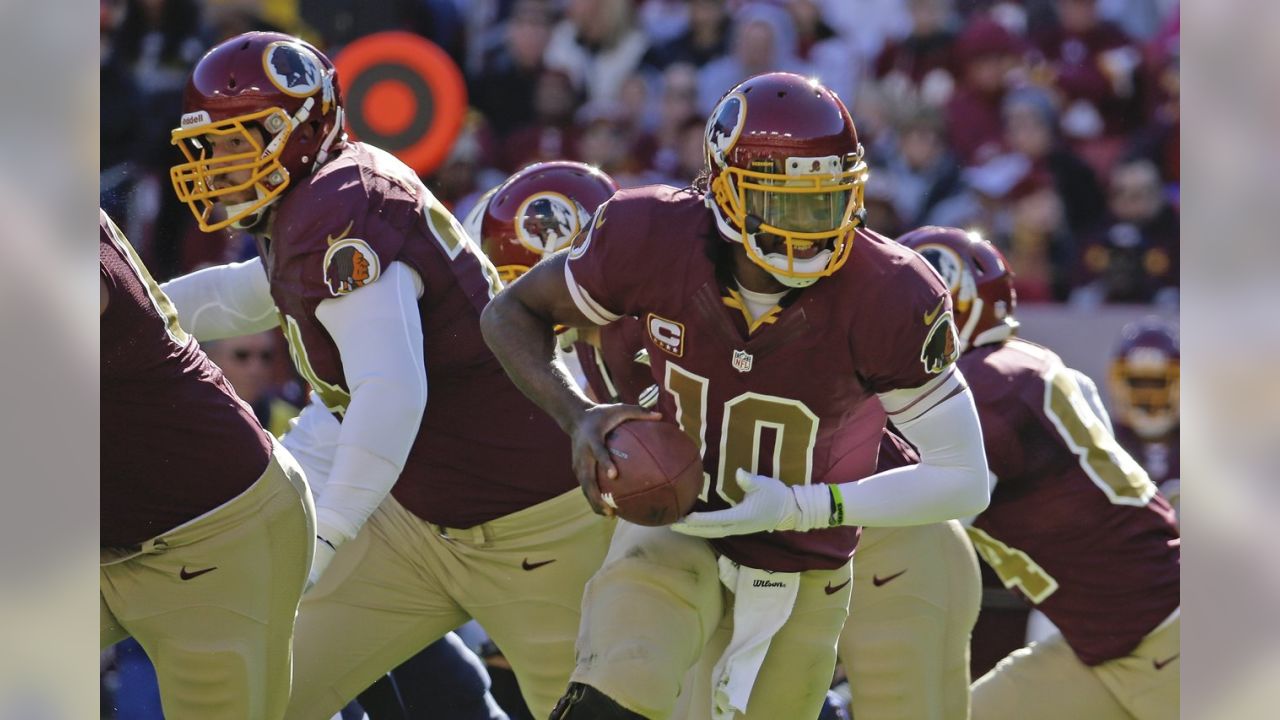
[
  {"left": 204, "top": 331, "right": 298, "bottom": 439},
  {"left": 818, "top": 0, "right": 913, "bottom": 63},
  {"left": 470, "top": 0, "right": 555, "bottom": 138},
  {"left": 881, "top": 104, "right": 980, "bottom": 229},
  {"left": 1034, "top": 0, "right": 1144, "bottom": 174},
  {"left": 111, "top": 0, "right": 208, "bottom": 95},
  {"left": 1004, "top": 171, "right": 1075, "bottom": 302},
  {"left": 968, "top": 160, "right": 1074, "bottom": 302},
  {"left": 638, "top": 0, "right": 693, "bottom": 48},
  {"left": 654, "top": 114, "right": 710, "bottom": 186},
  {"left": 947, "top": 15, "right": 1026, "bottom": 167},
  {"left": 874, "top": 0, "right": 959, "bottom": 108},
  {"left": 502, "top": 69, "right": 583, "bottom": 172},
  {"left": 1072, "top": 158, "right": 1179, "bottom": 306},
  {"left": 432, "top": 111, "right": 505, "bottom": 211},
  {"left": 849, "top": 79, "right": 898, "bottom": 160},
  {"left": 1132, "top": 13, "right": 1179, "bottom": 186},
  {"left": 648, "top": 63, "right": 702, "bottom": 180},
  {"left": 697, "top": 1, "right": 812, "bottom": 113},
  {"left": 544, "top": 0, "right": 649, "bottom": 106},
  {"left": 642, "top": 0, "right": 732, "bottom": 72},
  {"left": 787, "top": 0, "right": 863, "bottom": 106},
  {"left": 100, "top": 0, "right": 143, "bottom": 205},
  {"left": 575, "top": 103, "right": 659, "bottom": 188},
  {"left": 1002, "top": 86, "right": 1107, "bottom": 239},
  {"left": 861, "top": 177, "right": 907, "bottom": 239}
]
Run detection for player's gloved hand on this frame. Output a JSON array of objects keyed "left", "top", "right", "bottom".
[
  {"left": 568, "top": 403, "right": 662, "bottom": 517},
  {"left": 305, "top": 522, "right": 349, "bottom": 593},
  {"left": 672, "top": 469, "right": 833, "bottom": 538}
]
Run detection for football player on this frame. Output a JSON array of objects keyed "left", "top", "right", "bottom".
[
  {"left": 463, "top": 159, "right": 630, "bottom": 400},
  {"left": 482, "top": 72, "right": 991, "bottom": 720},
  {"left": 157, "top": 32, "right": 614, "bottom": 720},
  {"left": 476, "top": 162, "right": 984, "bottom": 720},
  {"left": 1109, "top": 318, "right": 1180, "bottom": 523},
  {"left": 100, "top": 209, "right": 315, "bottom": 719},
  {"left": 898, "top": 226, "right": 1180, "bottom": 720}
]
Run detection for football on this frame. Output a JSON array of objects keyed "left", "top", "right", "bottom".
[{"left": 598, "top": 420, "right": 703, "bottom": 526}]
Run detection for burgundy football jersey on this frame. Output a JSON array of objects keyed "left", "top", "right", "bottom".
[
  {"left": 565, "top": 185, "right": 956, "bottom": 572},
  {"left": 262, "top": 142, "right": 575, "bottom": 528},
  {"left": 574, "top": 317, "right": 654, "bottom": 405},
  {"left": 961, "top": 338, "right": 1180, "bottom": 665},
  {"left": 876, "top": 427, "right": 919, "bottom": 471},
  {"left": 101, "top": 210, "right": 271, "bottom": 547},
  {"left": 1115, "top": 426, "right": 1180, "bottom": 493}
]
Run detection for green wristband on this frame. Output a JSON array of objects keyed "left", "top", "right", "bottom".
[{"left": 828, "top": 484, "right": 844, "bottom": 527}]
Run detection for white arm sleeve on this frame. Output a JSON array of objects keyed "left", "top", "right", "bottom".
[
  {"left": 311, "top": 261, "right": 428, "bottom": 541},
  {"left": 833, "top": 371, "right": 991, "bottom": 526},
  {"left": 160, "top": 258, "right": 279, "bottom": 341},
  {"left": 279, "top": 394, "right": 342, "bottom": 496}
]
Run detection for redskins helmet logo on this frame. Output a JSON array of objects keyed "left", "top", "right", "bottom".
[
  {"left": 705, "top": 92, "right": 747, "bottom": 167},
  {"left": 323, "top": 238, "right": 381, "bottom": 296},
  {"left": 516, "top": 192, "right": 583, "bottom": 255},
  {"left": 916, "top": 244, "right": 962, "bottom": 292},
  {"left": 264, "top": 41, "right": 322, "bottom": 97},
  {"left": 916, "top": 242, "right": 976, "bottom": 312}
]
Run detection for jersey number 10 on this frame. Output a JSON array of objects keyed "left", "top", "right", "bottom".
[{"left": 663, "top": 361, "right": 819, "bottom": 505}]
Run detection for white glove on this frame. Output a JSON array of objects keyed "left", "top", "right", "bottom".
[
  {"left": 672, "top": 469, "right": 832, "bottom": 538},
  {"left": 305, "top": 522, "right": 349, "bottom": 593}
]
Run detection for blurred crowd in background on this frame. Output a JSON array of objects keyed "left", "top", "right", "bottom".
[{"left": 100, "top": 0, "right": 1179, "bottom": 308}]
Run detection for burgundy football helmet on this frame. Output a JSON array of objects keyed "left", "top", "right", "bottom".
[
  {"left": 170, "top": 32, "right": 345, "bottom": 232},
  {"left": 465, "top": 161, "right": 619, "bottom": 284},
  {"left": 704, "top": 72, "right": 868, "bottom": 288},
  {"left": 898, "top": 226, "right": 1018, "bottom": 352},
  {"left": 1110, "top": 318, "right": 1180, "bottom": 439}
]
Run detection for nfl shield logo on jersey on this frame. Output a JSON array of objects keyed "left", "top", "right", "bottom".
[{"left": 731, "top": 349, "right": 754, "bottom": 373}]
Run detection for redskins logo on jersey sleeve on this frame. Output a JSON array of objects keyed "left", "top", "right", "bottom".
[
  {"left": 920, "top": 299, "right": 960, "bottom": 375},
  {"left": 323, "top": 237, "right": 382, "bottom": 296}
]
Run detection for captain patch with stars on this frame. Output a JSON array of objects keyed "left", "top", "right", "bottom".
[{"left": 324, "top": 238, "right": 381, "bottom": 295}]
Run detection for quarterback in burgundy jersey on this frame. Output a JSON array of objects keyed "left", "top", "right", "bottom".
[
  {"left": 900, "top": 226, "right": 1180, "bottom": 720},
  {"left": 159, "top": 32, "right": 613, "bottom": 719},
  {"left": 101, "top": 209, "right": 314, "bottom": 718},
  {"left": 483, "top": 73, "right": 989, "bottom": 720},
  {"left": 1110, "top": 318, "right": 1180, "bottom": 522}
]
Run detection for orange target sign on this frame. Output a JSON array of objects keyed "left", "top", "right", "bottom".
[{"left": 334, "top": 32, "right": 467, "bottom": 176}]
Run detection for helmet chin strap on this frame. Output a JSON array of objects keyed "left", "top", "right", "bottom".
[{"left": 226, "top": 188, "right": 271, "bottom": 230}]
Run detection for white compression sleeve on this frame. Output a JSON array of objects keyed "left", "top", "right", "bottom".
[
  {"left": 160, "top": 257, "right": 279, "bottom": 341},
  {"left": 312, "top": 261, "right": 428, "bottom": 541},
  {"left": 832, "top": 374, "right": 991, "bottom": 526}
]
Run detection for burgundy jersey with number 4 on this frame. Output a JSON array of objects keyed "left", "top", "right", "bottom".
[
  {"left": 565, "top": 185, "right": 957, "bottom": 572},
  {"left": 101, "top": 210, "right": 272, "bottom": 547},
  {"left": 962, "top": 338, "right": 1180, "bottom": 665},
  {"left": 1115, "top": 426, "right": 1180, "bottom": 494},
  {"left": 261, "top": 141, "right": 576, "bottom": 528}
]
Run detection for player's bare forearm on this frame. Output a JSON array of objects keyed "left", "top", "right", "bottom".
[
  {"left": 483, "top": 254, "right": 661, "bottom": 516},
  {"left": 480, "top": 254, "right": 598, "bottom": 435}
]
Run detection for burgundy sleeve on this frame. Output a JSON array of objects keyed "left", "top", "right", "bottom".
[
  {"left": 563, "top": 196, "right": 655, "bottom": 324},
  {"left": 858, "top": 255, "right": 959, "bottom": 393}
]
